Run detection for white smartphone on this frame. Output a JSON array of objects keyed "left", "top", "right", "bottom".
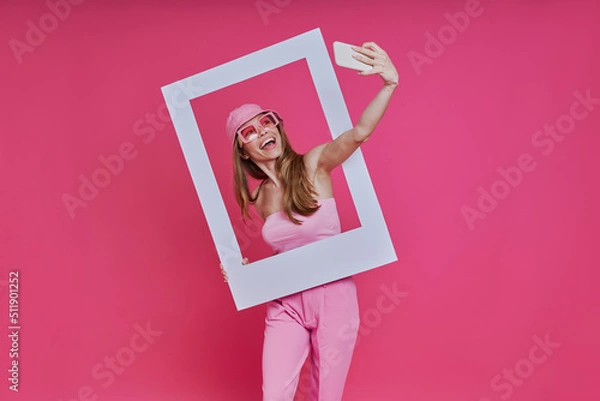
[{"left": 333, "top": 41, "right": 373, "bottom": 72}]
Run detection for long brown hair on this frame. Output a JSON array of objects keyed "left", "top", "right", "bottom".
[{"left": 232, "top": 113, "right": 320, "bottom": 225}]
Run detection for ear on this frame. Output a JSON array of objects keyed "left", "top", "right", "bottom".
[{"left": 239, "top": 147, "right": 250, "bottom": 160}]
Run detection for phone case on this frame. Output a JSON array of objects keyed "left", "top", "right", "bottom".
[{"left": 333, "top": 41, "right": 373, "bottom": 72}]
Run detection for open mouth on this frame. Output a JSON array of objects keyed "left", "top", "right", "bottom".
[{"left": 260, "top": 137, "right": 276, "bottom": 150}]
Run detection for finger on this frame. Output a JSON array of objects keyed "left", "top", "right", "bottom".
[
  {"left": 358, "top": 67, "right": 382, "bottom": 76},
  {"left": 352, "top": 53, "right": 375, "bottom": 66},
  {"left": 352, "top": 45, "right": 377, "bottom": 59},
  {"left": 362, "top": 41, "right": 385, "bottom": 54}
]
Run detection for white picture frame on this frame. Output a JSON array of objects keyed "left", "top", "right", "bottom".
[{"left": 161, "top": 28, "right": 397, "bottom": 310}]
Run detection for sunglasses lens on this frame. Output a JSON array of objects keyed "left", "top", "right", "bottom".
[
  {"left": 259, "top": 114, "right": 277, "bottom": 127},
  {"left": 240, "top": 126, "right": 257, "bottom": 140}
]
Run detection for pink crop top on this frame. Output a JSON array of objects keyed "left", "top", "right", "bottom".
[{"left": 261, "top": 197, "right": 341, "bottom": 254}]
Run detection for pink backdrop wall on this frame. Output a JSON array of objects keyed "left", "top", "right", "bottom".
[{"left": 2, "top": 0, "right": 599, "bottom": 400}]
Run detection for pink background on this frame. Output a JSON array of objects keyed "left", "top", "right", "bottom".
[{"left": 1, "top": 0, "right": 599, "bottom": 400}]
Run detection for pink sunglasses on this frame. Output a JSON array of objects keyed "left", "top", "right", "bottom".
[{"left": 236, "top": 112, "right": 280, "bottom": 144}]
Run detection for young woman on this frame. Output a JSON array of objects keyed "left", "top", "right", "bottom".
[{"left": 221, "top": 42, "right": 398, "bottom": 401}]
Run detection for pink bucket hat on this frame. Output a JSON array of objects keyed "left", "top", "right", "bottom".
[{"left": 226, "top": 103, "right": 277, "bottom": 144}]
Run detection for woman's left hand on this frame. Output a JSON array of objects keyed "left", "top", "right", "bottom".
[
  {"left": 352, "top": 42, "right": 399, "bottom": 87},
  {"left": 219, "top": 257, "right": 249, "bottom": 283}
]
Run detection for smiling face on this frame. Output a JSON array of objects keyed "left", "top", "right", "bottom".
[{"left": 236, "top": 112, "right": 283, "bottom": 162}]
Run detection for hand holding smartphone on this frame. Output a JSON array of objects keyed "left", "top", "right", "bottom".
[{"left": 333, "top": 41, "right": 374, "bottom": 72}]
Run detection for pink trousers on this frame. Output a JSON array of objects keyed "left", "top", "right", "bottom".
[{"left": 262, "top": 277, "right": 359, "bottom": 401}]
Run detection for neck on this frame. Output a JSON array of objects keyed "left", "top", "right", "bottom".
[{"left": 255, "top": 159, "right": 281, "bottom": 188}]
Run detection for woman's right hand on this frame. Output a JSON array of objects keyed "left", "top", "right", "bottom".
[
  {"left": 220, "top": 257, "right": 249, "bottom": 283},
  {"left": 352, "top": 42, "right": 399, "bottom": 87}
]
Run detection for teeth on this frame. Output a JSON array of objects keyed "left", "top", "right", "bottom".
[{"left": 261, "top": 138, "right": 275, "bottom": 149}]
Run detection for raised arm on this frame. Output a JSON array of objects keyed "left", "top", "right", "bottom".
[{"left": 316, "top": 42, "right": 399, "bottom": 173}]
